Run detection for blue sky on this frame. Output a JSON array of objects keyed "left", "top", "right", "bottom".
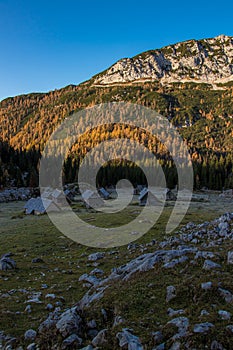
[{"left": 1, "top": 0, "right": 233, "bottom": 101}]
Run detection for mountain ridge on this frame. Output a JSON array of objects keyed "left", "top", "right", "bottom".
[{"left": 93, "top": 34, "right": 233, "bottom": 86}]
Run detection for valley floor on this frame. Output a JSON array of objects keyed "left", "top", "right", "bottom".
[{"left": 0, "top": 193, "right": 232, "bottom": 349}]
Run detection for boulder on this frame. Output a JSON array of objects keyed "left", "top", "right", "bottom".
[
  {"left": 116, "top": 329, "right": 143, "bottom": 349},
  {"left": 202, "top": 260, "right": 221, "bottom": 270},
  {"left": 193, "top": 322, "right": 214, "bottom": 333},
  {"left": 0, "top": 256, "right": 16, "bottom": 271},
  {"left": 91, "top": 329, "right": 108, "bottom": 347},
  {"left": 24, "top": 329, "right": 37, "bottom": 341},
  {"left": 166, "top": 286, "right": 176, "bottom": 302},
  {"left": 61, "top": 334, "right": 82, "bottom": 349},
  {"left": 56, "top": 307, "right": 83, "bottom": 338}
]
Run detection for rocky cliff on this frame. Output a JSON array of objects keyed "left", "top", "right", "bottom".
[{"left": 94, "top": 35, "right": 233, "bottom": 85}]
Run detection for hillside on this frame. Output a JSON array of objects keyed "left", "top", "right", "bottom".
[{"left": 0, "top": 35, "right": 233, "bottom": 189}]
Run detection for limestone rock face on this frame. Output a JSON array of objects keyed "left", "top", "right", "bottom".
[{"left": 94, "top": 35, "right": 233, "bottom": 86}]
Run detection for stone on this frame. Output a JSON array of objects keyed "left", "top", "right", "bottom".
[
  {"left": 218, "top": 288, "right": 233, "bottom": 303},
  {"left": 167, "top": 308, "right": 185, "bottom": 317},
  {"left": 193, "top": 322, "right": 214, "bottom": 333},
  {"left": 210, "top": 340, "right": 224, "bottom": 350},
  {"left": 202, "top": 260, "right": 221, "bottom": 270},
  {"left": 56, "top": 307, "right": 83, "bottom": 338},
  {"left": 79, "top": 346, "right": 94, "bottom": 350},
  {"left": 46, "top": 303, "right": 53, "bottom": 311},
  {"left": 31, "top": 258, "right": 44, "bottom": 263},
  {"left": 167, "top": 317, "right": 189, "bottom": 338},
  {"left": 25, "top": 305, "right": 32, "bottom": 313},
  {"left": 90, "top": 268, "right": 104, "bottom": 275},
  {"left": 79, "top": 273, "right": 100, "bottom": 286},
  {"left": 116, "top": 329, "right": 143, "bottom": 349},
  {"left": 166, "top": 286, "right": 176, "bottom": 302},
  {"left": 24, "top": 329, "right": 37, "bottom": 341},
  {"left": 113, "top": 315, "right": 124, "bottom": 327},
  {"left": 152, "top": 331, "right": 163, "bottom": 344},
  {"left": 226, "top": 325, "right": 233, "bottom": 333},
  {"left": 88, "top": 252, "right": 105, "bottom": 261},
  {"left": 200, "top": 309, "right": 210, "bottom": 316},
  {"left": 27, "top": 344, "right": 37, "bottom": 350},
  {"left": 0, "top": 257, "right": 16, "bottom": 271},
  {"left": 87, "top": 329, "right": 98, "bottom": 339},
  {"left": 91, "top": 329, "right": 108, "bottom": 347},
  {"left": 201, "top": 282, "right": 212, "bottom": 290},
  {"left": 87, "top": 319, "right": 97, "bottom": 329},
  {"left": 170, "top": 342, "right": 181, "bottom": 350},
  {"left": 38, "top": 310, "right": 61, "bottom": 334},
  {"left": 61, "top": 334, "right": 82, "bottom": 349},
  {"left": 195, "top": 251, "right": 215, "bottom": 259},
  {"left": 227, "top": 251, "right": 233, "bottom": 264},
  {"left": 218, "top": 310, "right": 231, "bottom": 320},
  {"left": 153, "top": 344, "right": 165, "bottom": 350}
]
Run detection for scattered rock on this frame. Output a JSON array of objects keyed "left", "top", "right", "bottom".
[
  {"left": 226, "top": 325, "right": 233, "bottom": 333},
  {"left": 218, "top": 288, "right": 233, "bottom": 303},
  {"left": 56, "top": 307, "right": 83, "bottom": 338},
  {"left": 113, "top": 315, "right": 124, "bottom": 327},
  {"left": 210, "top": 340, "right": 224, "bottom": 350},
  {"left": 201, "top": 282, "right": 212, "bottom": 290},
  {"left": 167, "top": 308, "right": 185, "bottom": 317},
  {"left": 227, "top": 251, "right": 233, "bottom": 264},
  {"left": 79, "top": 273, "right": 101, "bottom": 286},
  {"left": 25, "top": 305, "right": 32, "bottom": 313},
  {"left": 31, "top": 258, "right": 44, "bottom": 263},
  {"left": 38, "top": 308, "right": 61, "bottom": 334},
  {"left": 46, "top": 303, "right": 53, "bottom": 311},
  {"left": 0, "top": 256, "right": 16, "bottom": 271},
  {"left": 218, "top": 310, "right": 231, "bottom": 320},
  {"left": 170, "top": 341, "right": 181, "bottom": 350},
  {"left": 167, "top": 317, "right": 189, "bottom": 338},
  {"left": 88, "top": 252, "right": 105, "bottom": 261},
  {"left": 24, "top": 329, "right": 37, "bottom": 341},
  {"left": 87, "top": 319, "right": 97, "bottom": 329},
  {"left": 166, "top": 286, "right": 176, "bottom": 302},
  {"left": 116, "top": 329, "right": 143, "bottom": 349},
  {"left": 152, "top": 331, "right": 163, "bottom": 344},
  {"left": 202, "top": 260, "right": 221, "bottom": 270},
  {"left": 193, "top": 322, "right": 214, "bottom": 333},
  {"left": 61, "top": 334, "right": 82, "bottom": 349},
  {"left": 200, "top": 309, "right": 210, "bottom": 316},
  {"left": 91, "top": 329, "right": 108, "bottom": 347},
  {"left": 153, "top": 344, "right": 165, "bottom": 350},
  {"left": 45, "top": 293, "right": 56, "bottom": 299},
  {"left": 89, "top": 268, "right": 104, "bottom": 275}
]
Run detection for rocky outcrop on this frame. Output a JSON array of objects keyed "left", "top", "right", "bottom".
[{"left": 94, "top": 35, "right": 233, "bottom": 86}]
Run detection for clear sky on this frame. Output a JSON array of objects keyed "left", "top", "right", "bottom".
[{"left": 1, "top": 0, "right": 233, "bottom": 101}]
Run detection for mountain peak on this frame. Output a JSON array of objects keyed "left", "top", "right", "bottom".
[{"left": 93, "top": 35, "right": 233, "bottom": 86}]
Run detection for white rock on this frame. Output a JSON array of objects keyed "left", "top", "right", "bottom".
[
  {"left": 202, "top": 260, "right": 221, "bottom": 270},
  {"left": 167, "top": 317, "right": 189, "bottom": 338},
  {"left": 24, "top": 329, "right": 37, "bottom": 341},
  {"left": 88, "top": 252, "right": 105, "bottom": 261},
  {"left": 227, "top": 251, "right": 233, "bottom": 264},
  {"left": 218, "top": 310, "right": 231, "bottom": 320},
  {"left": 166, "top": 286, "right": 176, "bottom": 302},
  {"left": 201, "top": 282, "right": 213, "bottom": 290},
  {"left": 92, "top": 329, "right": 108, "bottom": 347},
  {"left": 218, "top": 288, "right": 233, "bottom": 303},
  {"left": 193, "top": 322, "right": 214, "bottom": 333}
]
